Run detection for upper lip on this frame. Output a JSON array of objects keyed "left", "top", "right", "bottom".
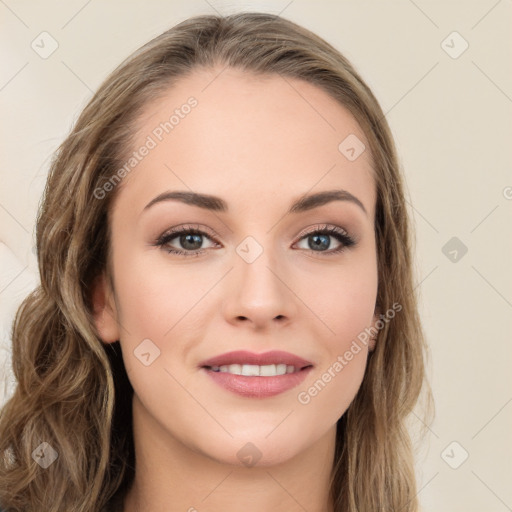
[{"left": 200, "top": 350, "right": 313, "bottom": 369}]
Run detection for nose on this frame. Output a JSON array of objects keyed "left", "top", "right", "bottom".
[{"left": 222, "top": 246, "right": 297, "bottom": 330}]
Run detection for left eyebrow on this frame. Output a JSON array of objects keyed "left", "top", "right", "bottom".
[
  {"left": 288, "top": 189, "right": 367, "bottom": 216},
  {"left": 142, "top": 189, "right": 367, "bottom": 216}
]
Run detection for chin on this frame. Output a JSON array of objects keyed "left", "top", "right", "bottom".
[{"left": 199, "top": 433, "right": 309, "bottom": 469}]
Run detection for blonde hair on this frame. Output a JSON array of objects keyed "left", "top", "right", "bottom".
[{"left": 0, "top": 12, "right": 432, "bottom": 511}]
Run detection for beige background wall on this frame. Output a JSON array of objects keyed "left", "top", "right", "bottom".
[{"left": 1, "top": 1, "right": 511, "bottom": 510}]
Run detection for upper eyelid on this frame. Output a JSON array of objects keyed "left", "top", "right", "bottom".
[
  {"left": 157, "top": 224, "right": 217, "bottom": 243},
  {"left": 298, "top": 224, "right": 349, "bottom": 237}
]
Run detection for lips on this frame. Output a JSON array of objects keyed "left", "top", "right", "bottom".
[{"left": 199, "top": 350, "right": 313, "bottom": 371}]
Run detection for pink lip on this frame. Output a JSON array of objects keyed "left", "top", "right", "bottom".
[
  {"left": 199, "top": 350, "right": 313, "bottom": 369},
  {"left": 199, "top": 350, "right": 314, "bottom": 399},
  {"left": 201, "top": 366, "right": 313, "bottom": 398}
]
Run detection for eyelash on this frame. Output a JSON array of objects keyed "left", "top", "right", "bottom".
[{"left": 154, "top": 223, "right": 356, "bottom": 257}]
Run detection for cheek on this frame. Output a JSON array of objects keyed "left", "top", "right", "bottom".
[
  {"left": 292, "top": 255, "right": 377, "bottom": 416},
  {"left": 298, "top": 349, "right": 368, "bottom": 414},
  {"left": 112, "top": 250, "right": 213, "bottom": 336},
  {"left": 299, "top": 250, "right": 378, "bottom": 347},
  {"left": 295, "top": 273, "right": 375, "bottom": 423},
  {"left": 110, "top": 250, "right": 221, "bottom": 386},
  {"left": 111, "top": 255, "right": 205, "bottom": 399}
]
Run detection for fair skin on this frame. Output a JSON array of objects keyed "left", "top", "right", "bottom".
[{"left": 92, "top": 67, "right": 379, "bottom": 512}]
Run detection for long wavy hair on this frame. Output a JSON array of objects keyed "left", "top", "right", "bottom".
[{"left": 0, "top": 12, "right": 432, "bottom": 512}]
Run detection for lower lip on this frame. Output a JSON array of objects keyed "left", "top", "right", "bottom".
[{"left": 201, "top": 366, "right": 313, "bottom": 398}]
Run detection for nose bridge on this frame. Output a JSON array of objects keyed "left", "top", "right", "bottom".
[{"left": 224, "top": 232, "right": 295, "bottom": 326}]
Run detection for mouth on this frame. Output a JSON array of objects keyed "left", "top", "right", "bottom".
[
  {"left": 199, "top": 349, "right": 314, "bottom": 375},
  {"left": 199, "top": 350, "right": 314, "bottom": 398},
  {"left": 203, "top": 363, "right": 312, "bottom": 376}
]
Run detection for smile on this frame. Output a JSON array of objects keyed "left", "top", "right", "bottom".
[{"left": 206, "top": 363, "right": 304, "bottom": 376}]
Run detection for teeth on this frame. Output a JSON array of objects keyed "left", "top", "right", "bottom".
[{"left": 210, "top": 363, "right": 298, "bottom": 376}]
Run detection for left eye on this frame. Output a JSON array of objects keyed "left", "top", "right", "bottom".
[
  {"left": 155, "top": 224, "right": 356, "bottom": 256},
  {"left": 294, "top": 225, "right": 356, "bottom": 255}
]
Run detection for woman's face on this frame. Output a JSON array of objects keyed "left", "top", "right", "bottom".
[{"left": 94, "top": 67, "right": 379, "bottom": 467}]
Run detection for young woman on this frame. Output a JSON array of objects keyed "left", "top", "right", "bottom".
[{"left": 0, "top": 12, "right": 432, "bottom": 512}]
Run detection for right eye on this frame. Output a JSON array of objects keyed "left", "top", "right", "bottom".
[{"left": 155, "top": 225, "right": 220, "bottom": 256}]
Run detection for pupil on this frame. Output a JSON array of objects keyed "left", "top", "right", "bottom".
[
  {"left": 181, "top": 234, "right": 202, "bottom": 250},
  {"left": 310, "top": 234, "right": 329, "bottom": 251}
]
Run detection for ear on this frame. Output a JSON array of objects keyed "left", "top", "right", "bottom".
[{"left": 90, "top": 272, "right": 120, "bottom": 344}]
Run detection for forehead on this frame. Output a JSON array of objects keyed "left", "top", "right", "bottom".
[{"left": 114, "top": 67, "right": 376, "bottom": 218}]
